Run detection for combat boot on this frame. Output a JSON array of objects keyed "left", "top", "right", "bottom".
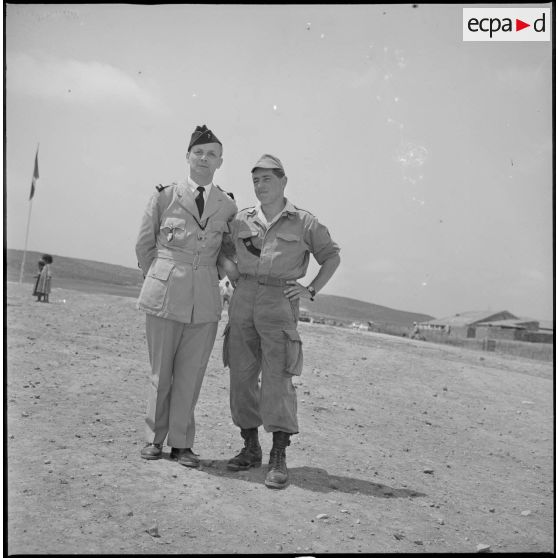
[
  {"left": 264, "top": 431, "right": 291, "bottom": 489},
  {"left": 227, "top": 428, "right": 262, "bottom": 471}
]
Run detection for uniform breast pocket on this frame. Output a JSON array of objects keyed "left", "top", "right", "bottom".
[
  {"left": 161, "top": 217, "right": 186, "bottom": 244},
  {"left": 275, "top": 232, "right": 306, "bottom": 256},
  {"left": 276, "top": 232, "right": 303, "bottom": 246},
  {"left": 207, "top": 221, "right": 229, "bottom": 247},
  {"left": 209, "top": 221, "right": 229, "bottom": 233}
]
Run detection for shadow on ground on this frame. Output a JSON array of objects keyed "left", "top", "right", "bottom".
[{"left": 189, "top": 458, "right": 425, "bottom": 498}]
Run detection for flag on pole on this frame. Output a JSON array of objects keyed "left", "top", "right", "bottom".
[{"left": 29, "top": 148, "right": 39, "bottom": 200}]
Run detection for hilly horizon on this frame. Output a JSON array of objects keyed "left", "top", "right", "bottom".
[{"left": 6, "top": 248, "right": 433, "bottom": 326}]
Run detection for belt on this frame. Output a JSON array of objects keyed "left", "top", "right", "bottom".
[
  {"left": 240, "top": 273, "right": 291, "bottom": 287},
  {"left": 157, "top": 248, "right": 215, "bottom": 269}
]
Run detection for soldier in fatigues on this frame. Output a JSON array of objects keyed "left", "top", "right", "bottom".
[
  {"left": 222, "top": 154, "right": 341, "bottom": 488},
  {"left": 136, "top": 125, "right": 237, "bottom": 466}
]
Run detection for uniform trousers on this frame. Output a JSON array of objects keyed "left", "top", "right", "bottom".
[
  {"left": 225, "top": 277, "right": 302, "bottom": 434},
  {"left": 144, "top": 314, "right": 218, "bottom": 448}
]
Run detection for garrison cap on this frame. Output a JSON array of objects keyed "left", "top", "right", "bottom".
[
  {"left": 188, "top": 125, "right": 222, "bottom": 152},
  {"left": 251, "top": 153, "right": 285, "bottom": 173}
]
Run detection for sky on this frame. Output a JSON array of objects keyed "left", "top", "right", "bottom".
[{"left": 5, "top": 3, "right": 554, "bottom": 320}]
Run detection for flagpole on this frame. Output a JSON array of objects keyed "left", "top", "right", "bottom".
[
  {"left": 18, "top": 143, "right": 39, "bottom": 284},
  {"left": 19, "top": 200, "right": 34, "bottom": 283}
]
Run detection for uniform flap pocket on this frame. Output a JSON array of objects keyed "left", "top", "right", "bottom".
[
  {"left": 283, "top": 329, "right": 303, "bottom": 375},
  {"left": 283, "top": 329, "right": 302, "bottom": 343},
  {"left": 209, "top": 220, "right": 229, "bottom": 233},
  {"left": 276, "top": 232, "right": 300, "bottom": 242},
  {"left": 161, "top": 217, "right": 186, "bottom": 231},
  {"left": 147, "top": 259, "right": 174, "bottom": 281},
  {"left": 238, "top": 229, "right": 258, "bottom": 239}
]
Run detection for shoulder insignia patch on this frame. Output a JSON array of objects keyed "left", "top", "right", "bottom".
[
  {"left": 294, "top": 205, "right": 315, "bottom": 218},
  {"left": 216, "top": 185, "right": 235, "bottom": 200}
]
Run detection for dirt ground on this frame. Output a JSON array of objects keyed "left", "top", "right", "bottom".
[{"left": 6, "top": 281, "right": 555, "bottom": 554}]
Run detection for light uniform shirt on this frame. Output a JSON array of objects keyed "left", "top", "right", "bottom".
[
  {"left": 230, "top": 198, "right": 340, "bottom": 280},
  {"left": 135, "top": 179, "right": 237, "bottom": 323}
]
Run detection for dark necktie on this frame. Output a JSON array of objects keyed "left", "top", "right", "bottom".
[{"left": 195, "top": 186, "right": 205, "bottom": 217}]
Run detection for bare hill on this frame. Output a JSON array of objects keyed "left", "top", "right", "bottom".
[
  {"left": 305, "top": 294, "right": 433, "bottom": 326},
  {"left": 7, "top": 249, "right": 142, "bottom": 286},
  {"left": 7, "top": 249, "right": 143, "bottom": 298},
  {"left": 7, "top": 248, "right": 433, "bottom": 326}
]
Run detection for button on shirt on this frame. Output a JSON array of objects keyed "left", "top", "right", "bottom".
[{"left": 231, "top": 199, "right": 340, "bottom": 280}]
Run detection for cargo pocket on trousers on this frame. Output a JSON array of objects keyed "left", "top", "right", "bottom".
[
  {"left": 222, "top": 323, "right": 231, "bottom": 368},
  {"left": 283, "top": 329, "right": 303, "bottom": 376}
]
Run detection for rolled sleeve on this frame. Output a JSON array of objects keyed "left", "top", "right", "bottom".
[{"left": 304, "top": 217, "right": 340, "bottom": 265}]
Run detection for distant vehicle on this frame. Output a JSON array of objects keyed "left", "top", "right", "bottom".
[{"left": 299, "top": 309, "right": 311, "bottom": 323}]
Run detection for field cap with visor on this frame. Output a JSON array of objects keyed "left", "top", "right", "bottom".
[
  {"left": 251, "top": 154, "right": 285, "bottom": 173},
  {"left": 188, "top": 124, "right": 222, "bottom": 152}
]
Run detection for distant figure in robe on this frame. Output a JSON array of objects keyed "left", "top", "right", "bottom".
[
  {"left": 32, "top": 258, "right": 46, "bottom": 301},
  {"left": 35, "top": 254, "right": 53, "bottom": 303}
]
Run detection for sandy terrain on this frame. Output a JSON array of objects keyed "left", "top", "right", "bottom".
[{"left": 6, "top": 281, "right": 554, "bottom": 554}]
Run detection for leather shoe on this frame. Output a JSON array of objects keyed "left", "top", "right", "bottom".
[
  {"left": 141, "top": 443, "right": 162, "bottom": 460},
  {"left": 170, "top": 447, "right": 200, "bottom": 468}
]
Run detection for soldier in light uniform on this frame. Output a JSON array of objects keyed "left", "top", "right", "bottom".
[
  {"left": 222, "top": 154, "right": 340, "bottom": 489},
  {"left": 136, "top": 125, "right": 237, "bottom": 466}
]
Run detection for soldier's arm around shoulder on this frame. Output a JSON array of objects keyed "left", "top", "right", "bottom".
[
  {"left": 135, "top": 184, "right": 172, "bottom": 276},
  {"left": 215, "top": 185, "right": 238, "bottom": 258},
  {"left": 216, "top": 184, "right": 236, "bottom": 202},
  {"left": 217, "top": 195, "right": 239, "bottom": 280}
]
